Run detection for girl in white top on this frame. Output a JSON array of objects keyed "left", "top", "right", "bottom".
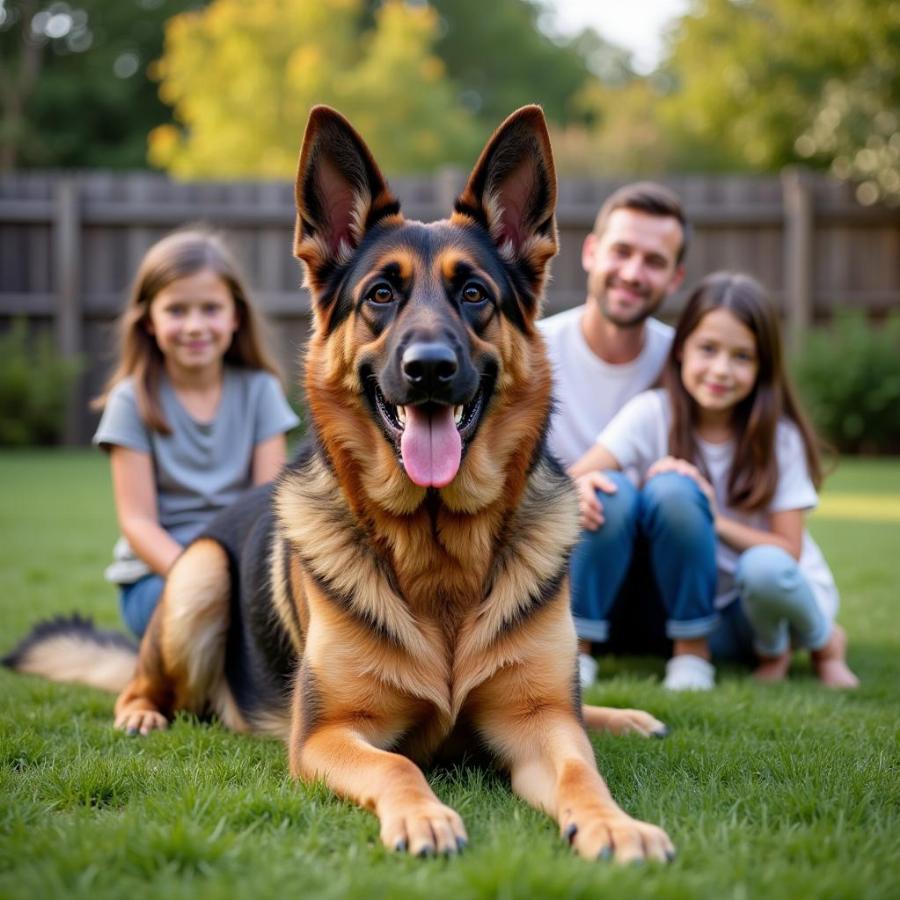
[{"left": 571, "top": 272, "right": 858, "bottom": 688}]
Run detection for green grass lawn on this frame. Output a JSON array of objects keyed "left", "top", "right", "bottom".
[{"left": 1, "top": 450, "right": 898, "bottom": 900}]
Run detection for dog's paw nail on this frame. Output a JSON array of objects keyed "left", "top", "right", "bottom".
[
  {"left": 563, "top": 823, "right": 578, "bottom": 844},
  {"left": 126, "top": 726, "right": 138, "bottom": 736},
  {"left": 456, "top": 837, "right": 467, "bottom": 852},
  {"left": 394, "top": 839, "right": 407, "bottom": 853},
  {"left": 597, "top": 846, "right": 613, "bottom": 861},
  {"left": 652, "top": 726, "right": 669, "bottom": 739},
  {"left": 417, "top": 846, "right": 435, "bottom": 859},
  {"left": 666, "top": 849, "right": 677, "bottom": 862}
]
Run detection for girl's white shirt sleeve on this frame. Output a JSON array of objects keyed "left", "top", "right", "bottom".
[
  {"left": 771, "top": 421, "right": 818, "bottom": 513},
  {"left": 596, "top": 389, "right": 669, "bottom": 483}
]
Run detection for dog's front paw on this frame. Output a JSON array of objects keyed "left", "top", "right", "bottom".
[
  {"left": 561, "top": 807, "right": 674, "bottom": 863},
  {"left": 582, "top": 706, "right": 669, "bottom": 738},
  {"left": 380, "top": 797, "right": 468, "bottom": 857},
  {"left": 114, "top": 705, "right": 168, "bottom": 736},
  {"left": 582, "top": 705, "right": 669, "bottom": 738}
]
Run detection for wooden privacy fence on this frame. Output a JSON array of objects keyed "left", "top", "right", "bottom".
[{"left": 1, "top": 169, "right": 898, "bottom": 443}]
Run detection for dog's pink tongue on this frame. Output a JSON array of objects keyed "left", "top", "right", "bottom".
[{"left": 400, "top": 405, "right": 462, "bottom": 488}]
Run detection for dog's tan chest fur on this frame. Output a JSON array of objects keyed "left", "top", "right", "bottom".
[{"left": 273, "top": 450, "right": 581, "bottom": 764}]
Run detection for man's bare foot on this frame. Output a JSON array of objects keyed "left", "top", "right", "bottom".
[
  {"left": 753, "top": 651, "right": 792, "bottom": 682},
  {"left": 811, "top": 625, "right": 859, "bottom": 689}
]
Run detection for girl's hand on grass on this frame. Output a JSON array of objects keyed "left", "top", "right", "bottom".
[
  {"left": 647, "top": 455, "right": 717, "bottom": 516},
  {"left": 574, "top": 470, "right": 617, "bottom": 530}
]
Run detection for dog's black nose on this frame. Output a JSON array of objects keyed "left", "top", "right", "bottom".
[{"left": 401, "top": 342, "right": 458, "bottom": 389}]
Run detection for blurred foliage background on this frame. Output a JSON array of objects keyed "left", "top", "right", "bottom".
[{"left": 1, "top": 0, "right": 897, "bottom": 203}]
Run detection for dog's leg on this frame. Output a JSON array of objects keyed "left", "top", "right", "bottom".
[
  {"left": 582, "top": 705, "right": 669, "bottom": 738},
  {"left": 114, "top": 539, "right": 239, "bottom": 735},
  {"left": 113, "top": 604, "right": 173, "bottom": 735},
  {"left": 290, "top": 707, "right": 467, "bottom": 856},
  {"left": 292, "top": 727, "right": 468, "bottom": 856},
  {"left": 473, "top": 673, "right": 675, "bottom": 863}
]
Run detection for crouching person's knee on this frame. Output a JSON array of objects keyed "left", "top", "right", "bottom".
[
  {"left": 640, "top": 471, "right": 713, "bottom": 537},
  {"left": 736, "top": 545, "right": 801, "bottom": 608}
]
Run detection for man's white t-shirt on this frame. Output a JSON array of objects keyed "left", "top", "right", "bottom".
[
  {"left": 598, "top": 389, "right": 839, "bottom": 618},
  {"left": 538, "top": 306, "right": 674, "bottom": 469}
]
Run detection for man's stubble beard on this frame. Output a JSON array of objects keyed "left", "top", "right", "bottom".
[
  {"left": 595, "top": 283, "right": 664, "bottom": 329},
  {"left": 600, "top": 298, "right": 653, "bottom": 329}
]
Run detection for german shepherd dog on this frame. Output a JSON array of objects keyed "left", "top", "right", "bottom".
[{"left": 5, "top": 106, "right": 674, "bottom": 863}]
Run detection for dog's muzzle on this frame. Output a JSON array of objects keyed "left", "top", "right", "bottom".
[{"left": 365, "top": 338, "right": 489, "bottom": 489}]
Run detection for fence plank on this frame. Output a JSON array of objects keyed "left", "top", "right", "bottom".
[
  {"left": 781, "top": 168, "right": 814, "bottom": 351},
  {"left": 53, "top": 177, "right": 83, "bottom": 445}
]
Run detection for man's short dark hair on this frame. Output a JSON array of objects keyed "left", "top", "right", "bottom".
[{"left": 593, "top": 182, "right": 690, "bottom": 265}]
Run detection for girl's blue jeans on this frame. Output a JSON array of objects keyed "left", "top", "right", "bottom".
[
  {"left": 569, "top": 471, "right": 831, "bottom": 661},
  {"left": 119, "top": 574, "right": 165, "bottom": 639}
]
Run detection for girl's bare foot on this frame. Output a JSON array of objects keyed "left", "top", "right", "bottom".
[
  {"left": 811, "top": 625, "right": 859, "bottom": 689},
  {"left": 753, "top": 651, "right": 792, "bottom": 682}
]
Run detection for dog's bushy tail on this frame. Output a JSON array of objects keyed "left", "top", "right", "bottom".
[{"left": 2, "top": 614, "right": 137, "bottom": 694}]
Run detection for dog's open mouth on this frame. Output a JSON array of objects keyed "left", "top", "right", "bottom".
[{"left": 366, "top": 377, "right": 489, "bottom": 488}]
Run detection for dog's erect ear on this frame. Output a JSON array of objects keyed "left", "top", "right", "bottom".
[
  {"left": 454, "top": 105, "right": 558, "bottom": 314},
  {"left": 294, "top": 106, "right": 401, "bottom": 296}
]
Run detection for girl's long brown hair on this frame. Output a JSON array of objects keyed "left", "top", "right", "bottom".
[
  {"left": 92, "top": 228, "right": 284, "bottom": 434},
  {"left": 663, "top": 272, "right": 823, "bottom": 511}
]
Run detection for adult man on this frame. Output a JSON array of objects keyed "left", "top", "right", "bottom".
[
  {"left": 539, "top": 183, "right": 718, "bottom": 692},
  {"left": 540, "top": 183, "right": 686, "bottom": 469}
]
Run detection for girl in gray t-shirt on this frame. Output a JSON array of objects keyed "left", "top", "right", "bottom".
[{"left": 92, "top": 229, "right": 299, "bottom": 638}]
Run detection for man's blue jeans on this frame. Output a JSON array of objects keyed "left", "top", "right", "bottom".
[{"left": 570, "top": 471, "right": 719, "bottom": 647}]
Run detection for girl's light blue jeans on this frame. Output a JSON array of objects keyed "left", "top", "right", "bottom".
[
  {"left": 119, "top": 574, "right": 165, "bottom": 639},
  {"left": 709, "top": 544, "right": 832, "bottom": 660},
  {"left": 569, "top": 471, "right": 719, "bottom": 644}
]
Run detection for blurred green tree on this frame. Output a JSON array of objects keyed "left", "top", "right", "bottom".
[
  {"left": 0, "top": 0, "right": 204, "bottom": 169},
  {"left": 149, "top": 0, "right": 483, "bottom": 176},
  {"left": 423, "top": 0, "right": 597, "bottom": 128},
  {"left": 1, "top": 0, "right": 634, "bottom": 175},
  {"left": 659, "top": 0, "right": 900, "bottom": 201},
  {"left": 552, "top": 77, "right": 674, "bottom": 176}
]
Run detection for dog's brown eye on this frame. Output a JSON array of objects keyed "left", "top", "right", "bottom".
[
  {"left": 367, "top": 284, "right": 395, "bottom": 304},
  {"left": 462, "top": 283, "right": 486, "bottom": 304}
]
